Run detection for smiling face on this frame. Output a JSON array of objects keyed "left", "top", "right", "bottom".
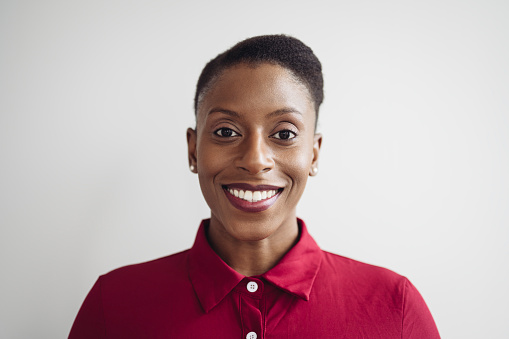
[{"left": 187, "top": 63, "right": 321, "bottom": 243}]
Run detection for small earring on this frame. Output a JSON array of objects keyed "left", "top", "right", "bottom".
[
  {"left": 311, "top": 167, "right": 318, "bottom": 175},
  {"left": 189, "top": 164, "right": 196, "bottom": 172}
]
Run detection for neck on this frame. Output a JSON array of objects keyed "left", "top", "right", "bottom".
[{"left": 206, "top": 217, "right": 300, "bottom": 277}]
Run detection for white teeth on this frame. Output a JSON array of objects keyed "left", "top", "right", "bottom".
[
  {"left": 244, "top": 190, "right": 253, "bottom": 202},
  {"left": 227, "top": 187, "right": 279, "bottom": 202},
  {"left": 253, "top": 191, "right": 261, "bottom": 202}
]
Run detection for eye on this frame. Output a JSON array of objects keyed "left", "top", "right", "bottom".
[
  {"left": 214, "top": 127, "right": 240, "bottom": 138},
  {"left": 271, "top": 130, "right": 297, "bottom": 140}
]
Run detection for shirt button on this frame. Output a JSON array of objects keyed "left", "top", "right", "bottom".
[
  {"left": 247, "top": 281, "right": 258, "bottom": 293},
  {"left": 246, "top": 331, "right": 257, "bottom": 339}
]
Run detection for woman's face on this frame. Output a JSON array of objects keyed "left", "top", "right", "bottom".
[{"left": 187, "top": 63, "right": 321, "bottom": 242}]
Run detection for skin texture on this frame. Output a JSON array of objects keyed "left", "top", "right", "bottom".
[{"left": 187, "top": 63, "right": 322, "bottom": 276}]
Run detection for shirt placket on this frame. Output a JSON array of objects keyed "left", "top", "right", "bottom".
[{"left": 238, "top": 277, "right": 264, "bottom": 339}]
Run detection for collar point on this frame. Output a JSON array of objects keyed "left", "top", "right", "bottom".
[{"left": 297, "top": 292, "right": 311, "bottom": 301}]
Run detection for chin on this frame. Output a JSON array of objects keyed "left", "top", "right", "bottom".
[
  {"left": 227, "top": 218, "right": 277, "bottom": 241},
  {"left": 215, "top": 212, "right": 287, "bottom": 242}
]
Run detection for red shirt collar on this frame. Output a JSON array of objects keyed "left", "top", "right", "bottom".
[{"left": 188, "top": 218, "right": 323, "bottom": 313}]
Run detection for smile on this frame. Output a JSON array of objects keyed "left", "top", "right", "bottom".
[
  {"left": 226, "top": 188, "right": 279, "bottom": 202},
  {"left": 222, "top": 184, "right": 283, "bottom": 213}
]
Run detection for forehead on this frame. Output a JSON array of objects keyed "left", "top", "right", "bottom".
[{"left": 197, "top": 63, "right": 315, "bottom": 123}]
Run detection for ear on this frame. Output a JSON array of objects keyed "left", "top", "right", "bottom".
[
  {"left": 187, "top": 128, "right": 198, "bottom": 173},
  {"left": 309, "top": 133, "right": 322, "bottom": 176}
]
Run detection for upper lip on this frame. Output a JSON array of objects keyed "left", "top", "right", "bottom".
[{"left": 222, "top": 183, "right": 282, "bottom": 191}]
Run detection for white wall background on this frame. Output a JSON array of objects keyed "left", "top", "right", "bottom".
[{"left": 1, "top": 0, "right": 508, "bottom": 338}]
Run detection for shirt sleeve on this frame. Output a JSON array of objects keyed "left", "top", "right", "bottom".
[
  {"left": 402, "top": 278, "right": 440, "bottom": 339},
  {"left": 68, "top": 277, "right": 106, "bottom": 339}
]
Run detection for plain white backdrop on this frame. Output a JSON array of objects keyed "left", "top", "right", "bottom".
[{"left": 1, "top": 0, "right": 508, "bottom": 338}]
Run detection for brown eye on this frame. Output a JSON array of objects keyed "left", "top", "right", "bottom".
[
  {"left": 272, "top": 130, "right": 296, "bottom": 140},
  {"left": 214, "top": 128, "right": 239, "bottom": 137}
]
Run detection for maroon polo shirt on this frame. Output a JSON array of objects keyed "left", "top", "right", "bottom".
[{"left": 69, "top": 219, "right": 440, "bottom": 338}]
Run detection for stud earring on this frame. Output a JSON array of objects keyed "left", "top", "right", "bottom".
[
  {"left": 189, "top": 164, "right": 196, "bottom": 172},
  {"left": 311, "top": 167, "right": 318, "bottom": 175}
]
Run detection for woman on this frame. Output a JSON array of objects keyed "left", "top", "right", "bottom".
[{"left": 69, "top": 35, "right": 440, "bottom": 338}]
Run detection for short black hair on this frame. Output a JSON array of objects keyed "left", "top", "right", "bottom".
[{"left": 194, "top": 34, "right": 324, "bottom": 121}]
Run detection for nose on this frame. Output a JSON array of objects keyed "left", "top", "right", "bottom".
[{"left": 235, "top": 132, "right": 274, "bottom": 175}]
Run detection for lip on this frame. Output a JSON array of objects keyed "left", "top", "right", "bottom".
[{"left": 222, "top": 184, "right": 283, "bottom": 213}]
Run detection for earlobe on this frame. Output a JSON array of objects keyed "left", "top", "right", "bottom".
[
  {"left": 309, "top": 133, "right": 322, "bottom": 177},
  {"left": 187, "top": 128, "right": 198, "bottom": 173}
]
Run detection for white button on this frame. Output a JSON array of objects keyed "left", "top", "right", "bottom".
[
  {"left": 247, "top": 281, "right": 258, "bottom": 292},
  {"left": 246, "top": 331, "right": 257, "bottom": 339}
]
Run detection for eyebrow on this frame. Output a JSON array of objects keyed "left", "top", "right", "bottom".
[
  {"left": 267, "top": 108, "right": 303, "bottom": 118},
  {"left": 207, "top": 107, "right": 303, "bottom": 118},
  {"left": 207, "top": 108, "right": 240, "bottom": 117}
]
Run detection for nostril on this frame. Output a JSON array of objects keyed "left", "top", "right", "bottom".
[
  {"left": 238, "top": 165, "right": 273, "bottom": 175},
  {"left": 235, "top": 139, "right": 275, "bottom": 174}
]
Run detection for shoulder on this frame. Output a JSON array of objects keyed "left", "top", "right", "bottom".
[
  {"left": 98, "top": 249, "right": 191, "bottom": 291},
  {"left": 318, "top": 251, "right": 408, "bottom": 297},
  {"left": 312, "top": 252, "right": 440, "bottom": 337},
  {"left": 69, "top": 250, "right": 197, "bottom": 338},
  {"left": 321, "top": 251, "right": 405, "bottom": 281}
]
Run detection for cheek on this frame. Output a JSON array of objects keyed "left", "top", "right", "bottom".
[
  {"left": 197, "top": 143, "right": 220, "bottom": 177},
  {"left": 279, "top": 144, "right": 314, "bottom": 182},
  {"left": 196, "top": 140, "right": 233, "bottom": 191},
  {"left": 196, "top": 146, "right": 224, "bottom": 209}
]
